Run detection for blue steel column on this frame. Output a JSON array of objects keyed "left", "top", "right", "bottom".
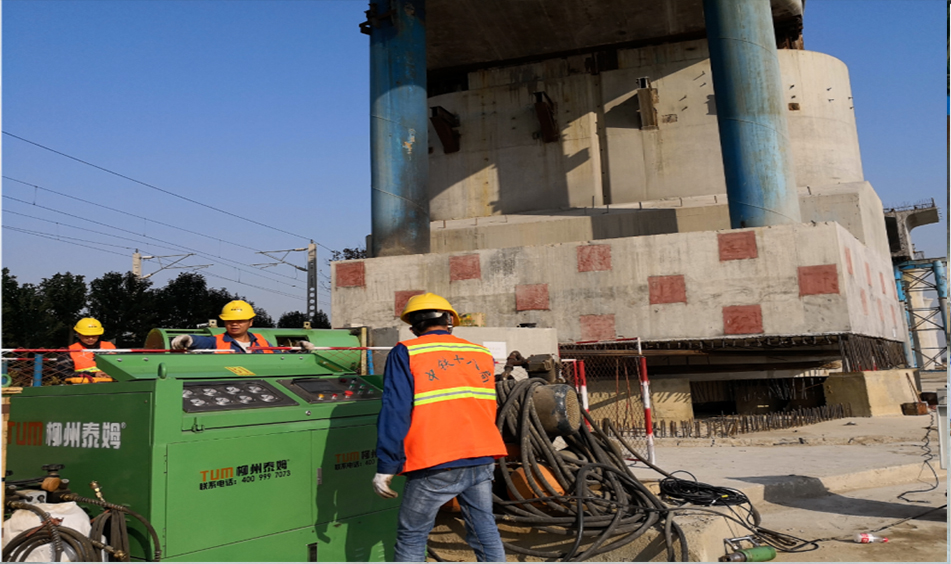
[
  {"left": 703, "top": 0, "right": 802, "bottom": 228},
  {"left": 369, "top": 0, "right": 429, "bottom": 257},
  {"left": 895, "top": 266, "right": 917, "bottom": 367},
  {"left": 933, "top": 259, "right": 949, "bottom": 338},
  {"left": 32, "top": 354, "right": 44, "bottom": 387}
]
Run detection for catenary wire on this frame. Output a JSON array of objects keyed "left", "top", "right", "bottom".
[
  {"left": 5, "top": 209, "right": 204, "bottom": 253},
  {"left": 5, "top": 175, "right": 275, "bottom": 255},
  {"left": 4, "top": 226, "right": 131, "bottom": 258},
  {"left": 4, "top": 225, "right": 139, "bottom": 250},
  {"left": 2, "top": 178, "right": 307, "bottom": 283},
  {"left": 3, "top": 131, "right": 336, "bottom": 253},
  {"left": 5, "top": 224, "right": 301, "bottom": 300},
  {"left": 4, "top": 194, "right": 305, "bottom": 290}
]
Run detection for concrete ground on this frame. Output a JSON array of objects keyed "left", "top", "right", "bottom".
[
  {"left": 629, "top": 413, "right": 947, "bottom": 562},
  {"left": 428, "top": 412, "right": 947, "bottom": 562}
]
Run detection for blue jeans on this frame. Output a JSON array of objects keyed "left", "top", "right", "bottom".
[{"left": 394, "top": 463, "right": 505, "bottom": 562}]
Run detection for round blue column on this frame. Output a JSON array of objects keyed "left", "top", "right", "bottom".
[
  {"left": 369, "top": 0, "right": 429, "bottom": 257},
  {"left": 703, "top": 0, "right": 802, "bottom": 228}
]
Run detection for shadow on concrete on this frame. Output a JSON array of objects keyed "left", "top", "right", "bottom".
[{"left": 730, "top": 475, "right": 947, "bottom": 523}]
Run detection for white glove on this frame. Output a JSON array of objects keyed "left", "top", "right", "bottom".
[
  {"left": 372, "top": 473, "right": 398, "bottom": 499},
  {"left": 298, "top": 340, "right": 316, "bottom": 352},
  {"left": 171, "top": 335, "right": 193, "bottom": 350}
]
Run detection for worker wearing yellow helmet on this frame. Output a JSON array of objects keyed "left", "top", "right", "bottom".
[
  {"left": 373, "top": 292, "right": 506, "bottom": 562},
  {"left": 170, "top": 300, "right": 275, "bottom": 353},
  {"left": 65, "top": 317, "right": 117, "bottom": 383}
]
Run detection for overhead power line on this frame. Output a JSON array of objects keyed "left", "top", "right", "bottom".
[
  {"left": 4, "top": 225, "right": 301, "bottom": 301},
  {"left": 4, "top": 225, "right": 130, "bottom": 258},
  {"left": 5, "top": 175, "right": 263, "bottom": 255},
  {"left": 5, "top": 225, "right": 139, "bottom": 251},
  {"left": 4, "top": 194, "right": 303, "bottom": 291},
  {"left": 2, "top": 131, "right": 335, "bottom": 252},
  {"left": 5, "top": 209, "right": 196, "bottom": 253},
  {"left": 2, "top": 175, "right": 304, "bottom": 283}
]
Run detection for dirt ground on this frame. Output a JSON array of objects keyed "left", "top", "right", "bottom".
[{"left": 756, "top": 479, "right": 947, "bottom": 562}]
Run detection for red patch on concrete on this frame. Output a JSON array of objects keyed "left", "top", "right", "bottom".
[
  {"left": 649, "top": 275, "right": 687, "bottom": 305},
  {"left": 865, "top": 262, "right": 872, "bottom": 287},
  {"left": 335, "top": 262, "right": 365, "bottom": 288},
  {"left": 449, "top": 254, "right": 481, "bottom": 282},
  {"left": 891, "top": 280, "right": 897, "bottom": 300},
  {"left": 394, "top": 290, "right": 426, "bottom": 318},
  {"left": 577, "top": 244, "right": 612, "bottom": 272},
  {"left": 844, "top": 248, "right": 853, "bottom": 275},
  {"left": 516, "top": 284, "right": 550, "bottom": 311},
  {"left": 891, "top": 305, "right": 897, "bottom": 326},
  {"left": 877, "top": 299, "right": 884, "bottom": 322},
  {"left": 718, "top": 231, "right": 758, "bottom": 261},
  {"left": 723, "top": 305, "right": 764, "bottom": 335},
  {"left": 580, "top": 314, "right": 616, "bottom": 342},
  {"left": 879, "top": 272, "right": 887, "bottom": 295},
  {"left": 860, "top": 289, "right": 868, "bottom": 316},
  {"left": 798, "top": 265, "right": 839, "bottom": 296}
]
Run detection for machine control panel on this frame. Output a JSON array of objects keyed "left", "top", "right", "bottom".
[
  {"left": 182, "top": 380, "right": 298, "bottom": 413},
  {"left": 279, "top": 376, "right": 378, "bottom": 404}
]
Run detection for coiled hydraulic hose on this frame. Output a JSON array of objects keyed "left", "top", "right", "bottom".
[
  {"left": 492, "top": 377, "right": 689, "bottom": 562},
  {"left": 60, "top": 493, "right": 162, "bottom": 562},
  {"left": 3, "top": 486, "right": 162, "bottom": 562},
  {"left": 2, "top": 500, "right": 97, "bottom": 562}
]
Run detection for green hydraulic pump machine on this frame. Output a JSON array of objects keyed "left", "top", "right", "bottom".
[{"left": 5, "top": 327, "right": 402, "bottom": 562}]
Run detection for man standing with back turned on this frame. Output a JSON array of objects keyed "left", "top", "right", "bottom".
[{"left": 372, "top": 292, "right": 506, "bottom": 562}]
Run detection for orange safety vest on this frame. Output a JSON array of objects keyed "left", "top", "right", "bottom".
[
  {"left": 68, "top": 341, "right": 117, "bottom": 372},
  {"left": 401, "top": 333, "right": 505, "bottom": 473},
  {"left": 213, "top": 333, "right": 273, "bottom": 353}
]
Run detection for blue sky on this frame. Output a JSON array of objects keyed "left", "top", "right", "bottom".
[{"left": 2, "top": 0, "right": 947, "bottom": 322}]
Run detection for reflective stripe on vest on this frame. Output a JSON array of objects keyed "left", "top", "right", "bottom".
[
  {"left": 400, "top": 333, "right": 505, "bottom": 473},
  {"left": 213, "top": 333, "right": 273, "bottom": 353},
  {"left": 414, "top": 385, "right": 497, "bottom": 406},
  {"left": 406, "top": 342, "right": 492, "bottom": 356},
  {"left": 69, "top": 341, "right": 116, "bottom": 372}
]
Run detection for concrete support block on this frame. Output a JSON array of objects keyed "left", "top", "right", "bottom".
[
  {"left": 650, "top": 378, "right": 694, "bottom": 422},
  {"left": 823, "top": 369, "right": 920, "bottom": 417}
]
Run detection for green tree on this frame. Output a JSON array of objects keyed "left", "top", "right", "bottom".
[
  {"left": 39, "top": 272, "right": 88, "bottom": 346},
  {"left": 87, "top": 272, "right": 156, "bottom": 347},
  {"left": 155, "top": 273, "right": 229, "bottom": 328},
  {"left": 329, "top": 247, "right": 368, "bottom": 261},
  {"left": 277, "top": 310, "right": 330, "bottom": 329}
]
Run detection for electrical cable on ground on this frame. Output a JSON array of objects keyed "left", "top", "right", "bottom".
[
  {"left": 487, "top": 377, "right": 688, "bottom": 562},
  {"left": 805, "top": 503, "right": 947, "bottom": 544},
  {"left": 897, "top": 409, "right": 940, "bottom": 503}
]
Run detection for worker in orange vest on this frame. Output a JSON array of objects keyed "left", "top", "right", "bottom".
[
  {"left": 373, "top": 293, "right": 506, "bottom": 562},
  {"left": 170, "top": 300, "right": 276, "bottom": 353},
  {"left": 64, "top": 317, "right": 116, "bottom": 383}
]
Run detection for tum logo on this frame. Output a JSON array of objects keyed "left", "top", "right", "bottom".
[{"left": 7, "top": 421, "right": 43, "bottom": 446}]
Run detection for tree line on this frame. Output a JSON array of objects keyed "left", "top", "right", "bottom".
[{"left": 1, "top": 269, "right": 330, "bottom": 348}]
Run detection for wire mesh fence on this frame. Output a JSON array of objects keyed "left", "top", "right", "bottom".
[
  {"left": 2, "top": 350, "right": 86, "bottom": 387},
  {"left": 559, "top": 353, "right": 650, "bottom": 456}
]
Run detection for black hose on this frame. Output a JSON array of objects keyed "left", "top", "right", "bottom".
[
  {"left": 492, "top": 378, "right": 688, "bottom": 561},
  {"left": 1, "top": 501, "right": 98, "bottom": 562},
  {"left": 61, "top": 493, "right": 163, "bottom": 562}
]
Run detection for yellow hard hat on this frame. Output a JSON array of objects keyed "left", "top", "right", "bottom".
[
  {"left": 73, "top": 317, "right": 104, "bottom": 336},
  {"left": 220, "top": 300, "right": 256, "bottom": 320},
  {"left": 400, "top": 292, "right": 460, "bottom": 326}
]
